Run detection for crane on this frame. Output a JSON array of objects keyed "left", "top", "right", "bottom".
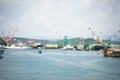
[
  {"left": 88, "top": 27, "right": 97, "bottom": 40},
  {"left": 8, "top": 28, "right": 19, "bottom": 44},
  {"left": 108, "top": 29, "right": 120, "bottom": 44},
  {"left": 0, "top": 28, "right": 19, "bottom": 45},
  {"left": 0, "top": 33, "right": 7, "bottom": 43},
  {"left": 56, "top": 32, "right": 63, "bottom": 40},
  {"left": 56, "top": 32, "right": 68, "bottom": 47},
  {"left": 104, "top": 29, "right": 120, "bottom": 49},
  {"left": 89, "top": 27, "right": 103, "bottom": 44}
]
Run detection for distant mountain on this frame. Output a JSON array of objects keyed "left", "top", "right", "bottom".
[
  {"left": 103, "top": 40, "right": 120, "bottom": 44},
  {"left": 0, "top": 37, "right": 120, "bottom": 45},
  {"left": 14, "top": 37, "right": 51, "bottom": 44}
]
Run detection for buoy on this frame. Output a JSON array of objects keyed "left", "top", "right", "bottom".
[{"left": 38, "top": 50, "right": 42, "bottom": 54}]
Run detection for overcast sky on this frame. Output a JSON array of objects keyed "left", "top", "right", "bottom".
[{"left": 0, "top": 0, "right": 120, "bottom": 40}]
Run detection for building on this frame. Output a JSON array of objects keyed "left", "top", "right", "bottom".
[{"left": 45, "top": 44, "right": 58, "bottom": 49}]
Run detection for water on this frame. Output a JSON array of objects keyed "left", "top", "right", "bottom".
[{"left": 0, "top": 49, "right": 120, "bottom": 80}]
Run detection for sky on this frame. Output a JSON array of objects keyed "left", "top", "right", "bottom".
[{"left": 0, "top": 0, "right": 120, "bottom": 40}]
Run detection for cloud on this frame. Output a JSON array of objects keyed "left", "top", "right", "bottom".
[
  {"left": 0, "top": 16, "right": 5, "bottom": 21},
  {"left": 80, "top": 0, "right": 91, "bottom": 7},
  {"left": 0, "top": 0, "right": 120, "bottom": 39}
]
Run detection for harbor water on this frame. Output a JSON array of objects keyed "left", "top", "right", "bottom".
[{"left": 0, "top": 49, "right": 120, "bottom": 80}]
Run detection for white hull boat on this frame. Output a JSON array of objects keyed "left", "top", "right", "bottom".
[
  {"left": 62, "top": 45, "right": 76, "bottom": 50},
  {"left": 3, "top": 46, "right": 31, "bottom": 50}
]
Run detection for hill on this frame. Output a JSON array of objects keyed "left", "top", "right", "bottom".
[{"left": 0, "top": 37, "right": 120, "bottom": 45}]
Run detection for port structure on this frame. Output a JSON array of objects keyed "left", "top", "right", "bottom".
[
  {"left": 0, "top": 28, "right": 19, "bottom": 46},
  {"left": 89, "top": 27, "right": 103, "bottom": 44},
  {"left": 107, "top": 29, "right": 120, "bottom": 47}
]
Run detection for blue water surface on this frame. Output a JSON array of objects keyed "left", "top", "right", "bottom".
[{"left": 0, "top": 49, "right": 120, "bottom": 80}]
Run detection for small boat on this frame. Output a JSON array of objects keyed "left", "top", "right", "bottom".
[
  {"left": 102, "top": 49, "right": 120, "bottom": 57},
  {"left": 62, "top": 45, "right": 76, "bottom": 50}
]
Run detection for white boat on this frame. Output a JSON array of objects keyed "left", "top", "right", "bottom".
[
  {"left": 62, "top": 45, "right": 76, "bottom": 50},
  {"left": 3, "top": 46, "right": 31, "bottom": 50}
]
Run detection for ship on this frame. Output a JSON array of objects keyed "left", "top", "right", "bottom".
[
  {"left": 2, "top": 40, "right": 31, "bottom": 50},
  {"left": 3, "top": 45, "right": 31, "bottom": 50}
]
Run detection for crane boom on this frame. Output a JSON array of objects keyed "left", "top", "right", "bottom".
[
  {"left": 89, "top": 27, "right": 97, "bottom": 40},
  {"left": 89, "top": 27, "right": 103, "bottom": 44},
  {"left": 11, "top": 28, "right": 19, "bottom": 37},
  {"left": 110, "top": 29, "right": 120, "bottom": 42},
  {"left": 56, "top": 32, "right": 63, "bottom": 40}
]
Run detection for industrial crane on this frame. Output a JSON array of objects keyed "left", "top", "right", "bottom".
[
  {"left": 108, "top": 29, "right": 120, "bottom": 44},
  {"left": 0, "top": 28, "right": 19, "bottom": 45},
  {"left": 56, "top": 32, "right": 63, "bottom": 40},
  {"left": 89, "top": 27, "right": 103, "bottom": 44},
  {"left": 10, "top": 28, "right": 19, "bottom": 38},
  {"left": 0, "top": 33, "right": 7, "bottom": 43},
  {"left": 8, "top": 28, "right": 19, "bottom": 44},
  {"left": 56, "top": 32, "right": 68, "bottom": 47}
]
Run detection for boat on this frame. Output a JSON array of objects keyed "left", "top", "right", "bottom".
[
  {"left": 102, "top": 49, "right": 120, "bottom": 57},
  {"left": 2, "top": 39, "right": 32, "bottom": 50},
  {"left": 62, "top": 36, "right": 76, "bottom": 50},
  {"left": 3, "top": 46, "right": 31, "bottom": 50},
  {"left": 3, "top": 45, "right": 31, "bottom": 50},
  {"left": 62, "top": 45, "right": 76, "bottom": 50}
]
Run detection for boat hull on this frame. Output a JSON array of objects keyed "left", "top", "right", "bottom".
[
  {"left": 3, "top": 46, "right": 31, "bottom": 50},
  {"left": 62, "top": 47, "right": 76, "bottom": 50}
]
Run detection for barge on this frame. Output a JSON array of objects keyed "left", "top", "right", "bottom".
[{"left": 103, "top": 49, "right": 120, "bottom": 57}]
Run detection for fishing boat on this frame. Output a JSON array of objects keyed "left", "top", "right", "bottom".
[
  {"left": 2, "top": 39, "right": 32, "bottom": 50},
  {"left": 102, "top": 49, "right": 120, "bottom": 57}
]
